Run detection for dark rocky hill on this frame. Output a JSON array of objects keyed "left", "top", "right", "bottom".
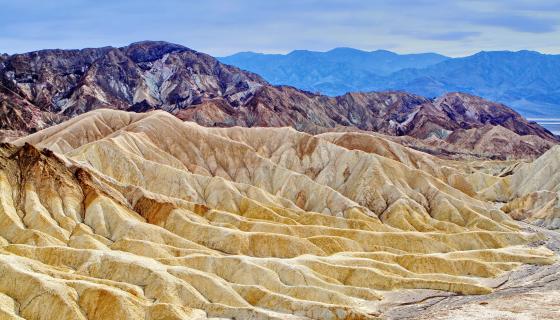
[{"left": 1, "top": 41, "right": 557, "bottom": 157}]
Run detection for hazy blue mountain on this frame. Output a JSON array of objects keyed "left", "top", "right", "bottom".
[
  {"left": 219, "top": 49, "right": 560, "bottom": 118},
  {"left": 379, "top": 50, "right": 560, "bottom": 118},
  {"left": 218, "top": 48, "right": 449, "bottom": 95}
]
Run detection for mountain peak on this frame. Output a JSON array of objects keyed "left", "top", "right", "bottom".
[
  {"left": 327, "top": 47, "right": 370, "bottom": 54},
  {"left": 471, "top": 49, "right": 545, "bottom": 58},
  {"left": 123, "top": 40, "right": 191, "bottom": 62},
  {"left": 126, "top": 40, "right": 184, "bottom": 47}
]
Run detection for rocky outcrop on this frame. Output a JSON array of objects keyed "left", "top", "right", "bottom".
[
  {"left": 0, "top": 41, "right": 264, "bottom": 117},
  {"left": 433, "top": 93, "right": 556, "bottom": 142},
  {"left": 444, "top": 125, "right": 555, "bottom": 160},
  {"left": 478, "top": 146, "right": 560, "bottom": 229},
  {"left": 0, "top": 85, "right": 66, "bottom": 133}
]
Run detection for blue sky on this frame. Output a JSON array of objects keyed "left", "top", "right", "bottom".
[{"left": 1, "top": 0, "right": 559, "bottom": 56}]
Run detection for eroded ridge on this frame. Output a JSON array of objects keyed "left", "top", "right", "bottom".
[
  {"left": 0, "top": 109, "right": 554, "bottom": 319},
  {"left": 479, "top": 145, "right": 560, "bottom": 230}
]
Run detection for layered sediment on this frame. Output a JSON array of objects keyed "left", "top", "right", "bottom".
[{"left": 0, "top": 109, "right": 554, "bottom": 319}]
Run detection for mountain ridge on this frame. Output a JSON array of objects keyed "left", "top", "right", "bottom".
[
  {"left": 0, "top": 41, "right": 557, "bottom": 160},
  {"left": 219, "top": 48, "right": 449, "bottom": 95}
]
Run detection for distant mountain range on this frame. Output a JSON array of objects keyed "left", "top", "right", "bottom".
[
  {"left": 219, "top": 49, "right": 448, "bottom": 96},
  {"left": 219, "top": 49, "right": 560, "bottom": 118}
]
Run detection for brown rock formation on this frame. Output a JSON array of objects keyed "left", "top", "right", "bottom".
[{"left": 444, "top": 124, "right": 555, "bottom": 159}]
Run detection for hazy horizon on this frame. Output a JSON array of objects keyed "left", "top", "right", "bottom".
[
  {"left": 1, "top": 0, "right": 559, "bottom": 57},
  {"left": 217, "top": 47, "right": 558, "bottom": 58},
  {"left": 2, "top": 40, "right": 559, "bottom": 59}
]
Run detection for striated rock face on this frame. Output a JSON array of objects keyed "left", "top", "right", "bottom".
[
  {"left": 1, "top": 41, "right": 557, "bottom": 160},
  {"left": 0, "top": 109, "right": 555, "bottom": 319},
  {"left": 0, "top": 41, "right": 264, "bottom": 117},
  {"left": 444, "top": 124, "right": 555, "bottom": 160},
  {"left": 0, "top": 85, "right": 67, "bottom": 133},
  {"left": 480, "top": 146, "right": 560, "bottom": 229},
  {"left": 432, "top": 93, "right": 555, "bottom": 142}
]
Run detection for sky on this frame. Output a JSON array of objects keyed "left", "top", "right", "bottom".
[{"left": 1, "top": 0, "right": 559, "bottom": 57}]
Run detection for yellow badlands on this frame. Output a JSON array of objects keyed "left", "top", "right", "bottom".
[{"left": 0, "top": 109, "right": 554, "bottom": 319}]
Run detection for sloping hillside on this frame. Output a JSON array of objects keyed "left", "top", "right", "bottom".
[{"left": 1, "top": 109, "right": 554, "bottom": 319}]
